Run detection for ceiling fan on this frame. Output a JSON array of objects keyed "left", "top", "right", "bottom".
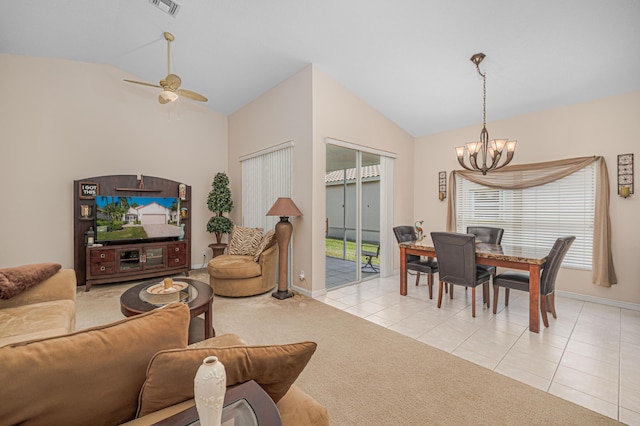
[{"left": 124, "top": 32, "right": 208, "bottom": 104}]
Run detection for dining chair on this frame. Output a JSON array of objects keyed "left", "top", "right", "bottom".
[
  {"left": 393, "top": 226, "right": 439, "bottom": 299},
  {"left": 467, "top": 226, "right": 504, "bottom": 306},
  {"left": 430, "top": 232, "right": 492, "bottom": 317},
  {"left": 492, "top": 236, "right": 575, "bottom": 327}
]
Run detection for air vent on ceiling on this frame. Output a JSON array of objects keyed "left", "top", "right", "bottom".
[{"left": 149, "top": 0, "right": 181, "bottom": 18}]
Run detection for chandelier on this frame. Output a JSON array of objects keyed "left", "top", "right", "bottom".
[{"left": 456, "top": 53, "right": 516, "bottom": 175}]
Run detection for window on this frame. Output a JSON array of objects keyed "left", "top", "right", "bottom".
[{"left": 456, "top": 163, "right": 595, "bottom": 270}]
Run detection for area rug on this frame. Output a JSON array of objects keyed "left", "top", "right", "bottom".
[{"left": 76, "top": 271, "right": 619, "bottom": 425}]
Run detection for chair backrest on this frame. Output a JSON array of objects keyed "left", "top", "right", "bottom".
[
  {"left": 393, "top": 226, "right": 417, "bottom": 244},
  {"left": 393, "top": 226, "right": 419, "bottom": 262},
  {"left": 430, "top": 232, "right": 477, "bottom": 286},
  {"left": 540, "top": 236, "right": 575, "bottom": 295},
  {"left": 467, "top": 226, "right": 504, "bottom": 244}
]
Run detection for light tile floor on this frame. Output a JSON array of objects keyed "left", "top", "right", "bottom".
[{"left": 316, "top": 273, "right": 640, "bottom": 425}]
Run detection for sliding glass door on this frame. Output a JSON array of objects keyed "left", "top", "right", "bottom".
[{"left": 325, "top": 143, "right": 381, "bottom": 288}]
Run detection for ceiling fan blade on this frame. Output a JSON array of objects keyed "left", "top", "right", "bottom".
[
  {"left": 177, "top": 89, "right": 208, "bottom": 102},
  {"left": 123, "top": 79, "right": 162, "bottom": 89}
]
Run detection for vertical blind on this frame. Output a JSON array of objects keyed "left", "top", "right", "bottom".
[
  {"left": 456, "top": 162, "right": 596, "bottom": 270},
  {"left": 241, "top": 144, "right": 293, "bottom": 230}
]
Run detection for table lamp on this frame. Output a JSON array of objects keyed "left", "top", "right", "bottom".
[{"left": 266, "top": 197, "right": 303, "bottom": 299}]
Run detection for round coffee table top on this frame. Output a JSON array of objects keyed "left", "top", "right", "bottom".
[{"left": 120, "top": 277, "right": 213, "bottom": 318}]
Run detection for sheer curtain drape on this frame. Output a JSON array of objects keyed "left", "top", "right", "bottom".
[{"left": 446, "top": 156, "right": 616, "bottom": 286}]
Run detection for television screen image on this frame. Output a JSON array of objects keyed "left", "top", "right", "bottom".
[{"left": 95, "top": 196, "right": 182, "bottom": 243}]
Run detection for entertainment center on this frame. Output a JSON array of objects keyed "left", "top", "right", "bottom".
[{"left": 73, "top": 175, "right": 191, "bottom": 291}]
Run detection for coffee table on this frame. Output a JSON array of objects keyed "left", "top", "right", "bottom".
[{"left": 120, "top": 278, "right": 215, "bottom": 340}]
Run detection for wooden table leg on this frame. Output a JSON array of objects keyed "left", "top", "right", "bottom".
[
  {"left": 400, "top": 246, "right": 408, "bottom": 296},
  {"left": 528, "top": 264, "right": 541, "bottom": 333},
  {"left": 204, "top": 300, "right": 214, "bottom": 338}
]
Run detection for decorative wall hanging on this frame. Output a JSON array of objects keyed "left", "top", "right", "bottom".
[
  {"left": 617, "top": 153, "right": 634, "bottom": 198},
  {"left": 438, "top": 171, "right": 446, "bottom": 201}
]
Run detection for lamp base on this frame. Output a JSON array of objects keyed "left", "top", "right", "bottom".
[{"left": 272, "top": 289, "right": 293, "bottom": 300}]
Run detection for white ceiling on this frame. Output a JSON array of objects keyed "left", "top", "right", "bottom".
[{"left": 2, "top": 0, "right": 639, "bottom": 137}]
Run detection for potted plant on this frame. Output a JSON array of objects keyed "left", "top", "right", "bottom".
[{"left": 206, "top": 172, "right": 234, "bottom": 254}]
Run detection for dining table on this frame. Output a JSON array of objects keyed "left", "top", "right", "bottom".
[{"left": 399, "top": 239, "right": 550, "bottom": 333}]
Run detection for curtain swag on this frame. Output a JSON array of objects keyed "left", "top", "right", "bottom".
[{"left": 446, "top": 156, "right": 617, "bottom": 287}]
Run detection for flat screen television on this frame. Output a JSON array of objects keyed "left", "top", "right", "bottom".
[{"left": 95, "top": 196, "right": 182, "bottom": 244}]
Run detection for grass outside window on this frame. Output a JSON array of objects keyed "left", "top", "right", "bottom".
[{"left": 325, "top": 238, "right": 380, "bottom": 266}]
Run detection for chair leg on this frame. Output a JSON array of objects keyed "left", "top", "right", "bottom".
[
  {"left": 415, "top": 272, "right": 420, "bottom": 286},
  {"left": 471, "top": 287, "right": 476, "bottom": 318},
  {"left": 482, "top": 282, "right": 489, "bottom": 307},
  {"left": 540, "top": 294, "right": 550, "bottom": 328},
  {"left": 450, "top": 283, "right": 454, "bottom": 299},
  {"left": 437, "top": 281, "right": 444, "bottom": 308},
  {"left": 427, "top": 274, "right": 433, "bottom": 299},
  {"left": 547, "top": 292, "right": 557, "bottom": 319},
  {"left": 492, "top": 285, "right": 499, "bottom": 314},
  {"left": 505, "top": 288, "right": 510, "bottom": 306}
]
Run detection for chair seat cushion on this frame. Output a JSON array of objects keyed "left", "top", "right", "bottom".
[
  {"left": 475, "top": 268, "right": 492, "bottom": 284},
  {"left": 208, "top": 255, "right": 261, "bottom": 279},
  {"left": 476, "top": 264, "right": 496, "bottom": 274},
  {"left": 407, "top": 259, "right": 438, "bottom": 274},
  {"left": 493, "top": 271, "right": 530, "bottom": 292}
]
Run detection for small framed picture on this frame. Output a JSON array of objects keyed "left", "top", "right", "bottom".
[{"left": 79, "top": 182, "right": 99, "bottom": 199}]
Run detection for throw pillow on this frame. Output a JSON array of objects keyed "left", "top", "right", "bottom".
[
  {"left": 136, "top": 341, "right": 317, "bottom": 417},
  {"left": 227, "top": 225, "right": 263, "bottom": 256},
  {"left": 253, "top": 229, "right": 276, "bottom": 262},
  {"left": 0, "top": 302, "right": 190, "bottom": 426},
  {"left": 0, "top": 263, "right": 61, "bottom": 299}
]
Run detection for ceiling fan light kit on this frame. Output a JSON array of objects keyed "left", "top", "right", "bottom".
[{"left": 123, "top": 32, "right": 208, "bottom": 104}]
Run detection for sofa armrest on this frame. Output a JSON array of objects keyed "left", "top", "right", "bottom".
[{"left": 0, "top": 269, "right": 76, "bottom": 309}]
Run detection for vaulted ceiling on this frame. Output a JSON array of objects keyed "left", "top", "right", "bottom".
[{"left": 2, "top": 0, "right": 638, "bottom": 137}]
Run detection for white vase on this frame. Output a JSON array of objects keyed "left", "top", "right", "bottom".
[{"left": 194, "top": 356, "right": 226, "bottom": 426}]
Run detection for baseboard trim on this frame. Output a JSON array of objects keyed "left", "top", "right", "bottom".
[
  {"left": 556, "top": 290, "right": 640, "bottom": 312},
  {"left": 292, "top": 284, "right": 326, "bottom": 299}
]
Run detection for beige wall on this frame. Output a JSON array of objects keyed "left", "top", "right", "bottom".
[
  {"left": 415, "top": 91, "right": 640, "bottom": 305},
  {"left": 228, "top": 65, "right": 414, "bottom": 295},
  {"left": 0, "top": 54, "right": 228, "bottom": 271},
  {"left": 2, "top": 52, "right": 637, "bottom": 306},
  {"left": 312, "top": 67, "right": 415, "bottom": 292},
  {"left": 228, "top": 65, "right": 313, "bottom": 291}
]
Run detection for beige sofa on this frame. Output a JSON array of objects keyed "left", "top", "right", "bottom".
[
  {"left": 0, "top": 268, "right": 76, "bottom": 347},
  {"left": 208, "top": 243, "right": 278, "bottom": 297},
  {"left": 0, "top": 302, "right": 329, "bottom": 425}
]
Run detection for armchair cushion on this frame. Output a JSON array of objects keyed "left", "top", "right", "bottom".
[
  {"left": 227, "top": 225, "right": 264, "bottom": 256},
  {"left": 208, "top": 255, "right": 262, "bottom": 279},
  {"left": 253, "top": 229, "right": 276, "bottom": 261},
  {"left": 0, "top": 263, "right": 61, "bottom": 299},
  {"left": 137, "top": 340, "right": 317, "bottom": 417}
]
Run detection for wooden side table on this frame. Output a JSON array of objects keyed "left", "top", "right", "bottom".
[{"left": 153, "top": 380, "right": 281, "bottom": 425}]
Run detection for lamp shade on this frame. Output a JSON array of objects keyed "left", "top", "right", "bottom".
[{"left": 266, "top": 197, "right": 303, "bottom": 217}]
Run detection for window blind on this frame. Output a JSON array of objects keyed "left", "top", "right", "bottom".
[
  {"left": 241, "top": 144, "right": 293, "bottom": 230},
  {"left": 456, "top": 163, "right": 595, "bottom": 270}
]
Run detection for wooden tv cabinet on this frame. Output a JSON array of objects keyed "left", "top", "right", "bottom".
[
  {"left": 85, "top": 240, "right": 189, "bottom": 291},
  {"left": 73, "top": 174, "right": 192, "bottom": 291}
]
